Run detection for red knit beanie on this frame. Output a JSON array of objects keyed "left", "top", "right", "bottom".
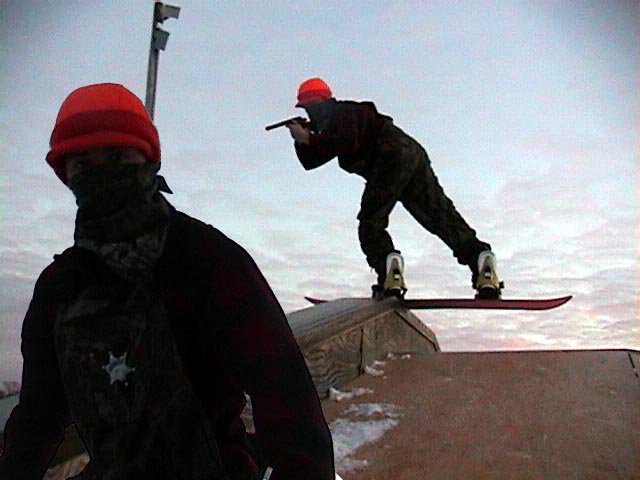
[
  {"left": 295, "top": 77, "right": 333, "bottom": 107},
  {"left": 46, "top": 83, "right": 161, "bottom": 184}
]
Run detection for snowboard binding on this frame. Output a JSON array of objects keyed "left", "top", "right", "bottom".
[
  {"left": 372, "top": 251, "right": 407, "bottom": 300},
  {"left": 474, "top": 250, "right": 504, "bottom": 299}
]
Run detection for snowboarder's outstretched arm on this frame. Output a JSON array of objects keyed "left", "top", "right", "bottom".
[
  {"left": 0, "top": 265, "right": 71, "bottom": 479},
  {"left": 291, "top": 109, "right": 363, "bottom": 170},
  {"left": 292, "top": 99, "right": 387, "bottom": 176},
  {"left": 294, "top": 140, "right": 336, "bottom": 170}
]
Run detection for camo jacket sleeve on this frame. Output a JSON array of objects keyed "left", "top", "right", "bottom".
[
  {"left": 0, "top": 259, "right": 72, "bottom": 480},
  {"left": 294, "top": 100, "right": 388, "bottom": 177}
]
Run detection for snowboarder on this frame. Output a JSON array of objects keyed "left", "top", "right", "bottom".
[
  {"left": 285, "top": 77, "right": 503, "bottom": 299},
  {"left": 0, "top": 83, "right": 335, "bottom": 480}
]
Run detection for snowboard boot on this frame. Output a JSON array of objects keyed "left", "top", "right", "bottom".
[
  {"left": 474, "top": 250, "right": 504, "bottom": 299},
  {"left": 382, "top": 251, "right": 407, "bottom": 298}
]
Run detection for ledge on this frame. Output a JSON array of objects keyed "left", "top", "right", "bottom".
[{"left": 287, "top": 297, "right": 440, "bottom": 398}]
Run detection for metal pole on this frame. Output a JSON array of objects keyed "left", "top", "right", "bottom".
[
  {"left": 145, "top": 2, "right": 180, "bottom": 119},
  {"left": 145, "top": 2, "right": 161, "bottom": 119}
]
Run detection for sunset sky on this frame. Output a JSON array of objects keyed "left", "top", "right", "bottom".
[{"left": 1, "top": 1, "right": 637, "bottom": 382}]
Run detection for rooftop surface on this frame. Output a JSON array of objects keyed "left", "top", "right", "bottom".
[{"left": 321, "top": 349, "right": 640, "bottom": 479}]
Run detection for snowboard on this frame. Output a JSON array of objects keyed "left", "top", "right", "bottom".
[{"left": 304, "top": 295, "right": 572, "bottom": 311}]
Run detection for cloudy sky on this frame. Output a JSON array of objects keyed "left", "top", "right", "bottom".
[{"left": 1, "top": 1, "right": 638, "bottom": 382}]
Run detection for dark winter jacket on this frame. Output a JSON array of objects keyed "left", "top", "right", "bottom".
[
  {"left": 294, "top": 99, "right": 390, "bottom": 178},
  {"left": 0, "top": 206, "right": 334, "bottom": 480}
]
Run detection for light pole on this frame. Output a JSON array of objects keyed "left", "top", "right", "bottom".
[{"left": 145, "top": 1, "right": 180, "bottom": 119}]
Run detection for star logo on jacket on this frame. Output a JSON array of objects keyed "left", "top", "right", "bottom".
[{"left": 102, "top": 351, "right": 136, "bottom": 386}]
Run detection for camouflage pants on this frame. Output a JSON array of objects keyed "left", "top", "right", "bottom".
[{"left": 357, "top": 123, "right": 491, "bottom": 284}]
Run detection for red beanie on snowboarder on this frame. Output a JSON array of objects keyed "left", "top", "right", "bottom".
[
  {"left": 46, "top": 83, "right": 160, "bottom": 184},
  {"left": 296, "top": 78, "right": 333, "bottom": 107}
]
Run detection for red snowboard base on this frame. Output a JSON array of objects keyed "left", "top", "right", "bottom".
[{"left": 305, "top": 295, "right": 572, "bottom": 311}]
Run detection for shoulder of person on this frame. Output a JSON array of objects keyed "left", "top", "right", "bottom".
[
  {"left": 336, "top": 100, "right": 390, "bottom": 123},
  {"left": 338, "top": 99, "right": 379, "bottom": 111},
  {"left": 27, "top": 246, "right": 98, "bottom": 305},
  {"left": 166, "top": 209, "right": 255, "bottom": 268},
  {"left": 48, "top": 245, "right": 95, "bottom": 273}
]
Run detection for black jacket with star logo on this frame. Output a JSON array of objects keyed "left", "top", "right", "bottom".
[{"left": 0, "top": 205, "right": 335, "bottom": 480}]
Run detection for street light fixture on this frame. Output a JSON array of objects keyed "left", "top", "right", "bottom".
[{"left": 145, "top": 1, "right": 180, "bottom": 119}]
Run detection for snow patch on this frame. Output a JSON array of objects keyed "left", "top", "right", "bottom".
[
  {"left": 329, "top": 402, "right": 403, "bottom": 473},
  {"left": 328, "top": 387, "right": 374, "bottom": 402},
  {"left": 386, "top": 352, "right": 412, "bottom": 360},
  {"left": 343, "top": 402, "right": 401, "bottom": 419},
  {"left": 364, "top": 365, "right": 384, "bottom": 377},
  {"left": 330, "top": 417, "right": 400, "bottom": 472}
]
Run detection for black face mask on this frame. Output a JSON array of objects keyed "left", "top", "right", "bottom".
[
  {"left": 304, "top": 98, "right": 337, "bottom": 132},
  {"left": 69, "top": 163, "right": 170, "bottom": 281},
  {"left": 69, "top": 163, "right": 167, "bottom": 241}
]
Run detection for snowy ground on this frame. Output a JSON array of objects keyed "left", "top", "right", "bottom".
[{"left": 326, "top": 357, "right": 409, "bottom": 476}]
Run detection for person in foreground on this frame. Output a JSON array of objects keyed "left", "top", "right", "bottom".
[
  {"left": 0, "top": 83, "right": 335, "bottom": 480},
  {"left": 285, "top": 77, "right": 503, "bottom": 299}
]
